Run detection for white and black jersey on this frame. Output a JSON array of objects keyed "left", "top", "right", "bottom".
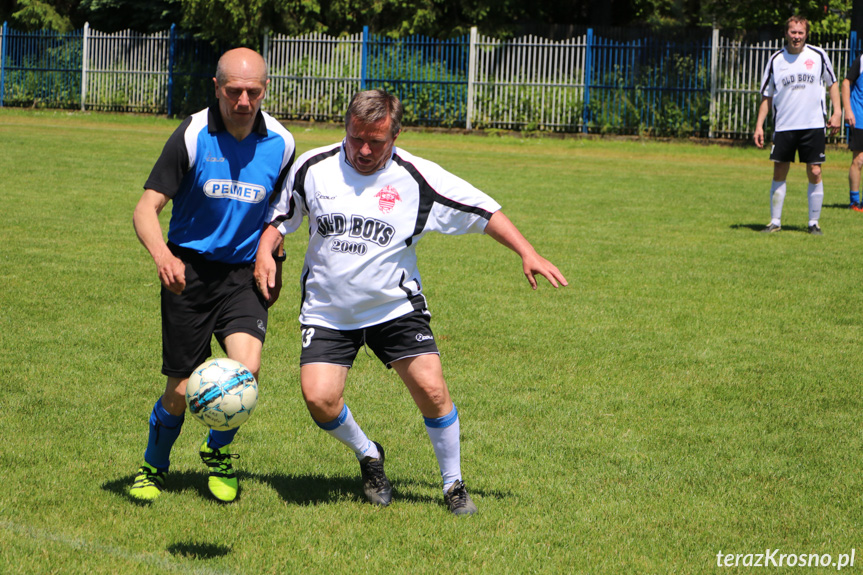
[
  {"left": 760, "top": 44, "right": 837, "bottom": 132},
  {"left": 267, "top": 142, "right": 502, "bottom": 330}
]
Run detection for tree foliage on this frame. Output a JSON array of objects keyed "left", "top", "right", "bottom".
[
  {"left": 0, "top": 0, "right": 854, "bottom": 40},
  {"left": 8, "top": 0, "right": 78, "bottom": 31},
  {"left": 80, "top": 0, "right": 181, "bottom": 33},
  {"left": 180, "top": 0, "right": 270, "bottom": 47},
  {"left": 692, "top": 0, "right": 851, "bottom": 35}
]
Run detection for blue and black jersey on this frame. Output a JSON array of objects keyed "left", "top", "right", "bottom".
[
  {"left": 145, "top": 106, "right": 295, "bottom": 264},
  {"left": 846, "top": 54, "right": 863, "bottom": 123}
]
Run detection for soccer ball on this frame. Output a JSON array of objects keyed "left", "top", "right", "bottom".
[{"left": 185, "top": 358, "right": 258, "bottom": 430}]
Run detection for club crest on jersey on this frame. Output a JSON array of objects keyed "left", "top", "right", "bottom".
[
  {"left": 805, "top": 58, "right": 814, "bottom": 70},
  {"left": 375, "top": 186, "right": 401, "bottom": 213},
  {"left": 203, "top": 179, "right": 267, "bottom": 203}
]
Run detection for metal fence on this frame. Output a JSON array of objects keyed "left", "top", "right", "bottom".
[
  {"left": 364, "top": 31, "right": 471, "bottom": 126},
  {"left": 265, "top": 29, "right": 472, "bottom": 127},
  {"left": 0, "top": 23, "right": 83, "bottom": 108},
  {"left": 265, "top": 31, "right": 362, "bottom": 123},
  {"left": 471, "top": 33, "right": 582, "bottom": 131},
  {"left": 1, "top": 21, "right": 859, "bottom": 139},
  {"left": 84, "top": 27, "right": 170, "bottom": 112}
]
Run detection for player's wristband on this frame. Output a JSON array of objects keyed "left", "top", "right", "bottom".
[{"left": 273, "top": 251, "right": 287, "bottom": 262}]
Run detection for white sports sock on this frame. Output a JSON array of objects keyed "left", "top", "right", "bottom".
[
  {"left": 424, "top": 405, "right": 461, "bottom": 492},
  {"left": 808, "top": 181, "right": 824, "bottom": 225},
  {"left": 770, "top": 180, "right": 786, "bottom": 225},
  {"left": 315, "top": 404, "right": 379, "bottom": 460}
]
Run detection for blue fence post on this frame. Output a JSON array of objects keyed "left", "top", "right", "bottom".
[
  {"left": 0, "top": 22, "right": 7, "bottom": 107},
  {"left": 583, "top": 28, "right": 593, "bottom": 134},
  {"left": 361, "top": 26, "right": 369, "bottom": 90},
  {"left": 167, "top": 23, "right": 175, "bottom": 117}
]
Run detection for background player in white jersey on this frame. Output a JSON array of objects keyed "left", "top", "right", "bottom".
[
  {"left": 842, "top": 52, "right": 863, "bottom": 210},
  {"left": 255, "top": 89, "right": 567, "bottom": 515},
  {"left": 129, "top": 48, "right": 295, "bottom": 503},
  {"left": 753, "top": 15, "right": 841, "bottom": 235}
]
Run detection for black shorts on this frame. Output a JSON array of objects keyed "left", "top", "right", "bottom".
[
  {"left": 161, "top": 243, "right": 268, "bottom": 378},
  {"left": 300, "top": 311, "right": 439, "bottom": 369},
  {"left": 770, "top": 128, "right": 826, "bottom": 164},
  {"left": 849, "top": 127, "right": 863, "bottom": 152}
]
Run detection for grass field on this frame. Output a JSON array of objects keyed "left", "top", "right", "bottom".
[{"left": 2, "top": 108, "right": 862, "bottom": 574}]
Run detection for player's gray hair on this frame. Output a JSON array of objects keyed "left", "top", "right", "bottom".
[{"left": 345, "top": 90, "right": 403, "bottom": 137}]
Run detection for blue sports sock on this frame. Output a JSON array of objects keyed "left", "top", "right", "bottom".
[
  {"left": 144, "top": 397, "right": 184, "bottom": 472},
  {"left": 424, "top": 405, "right": 461, "bottom": 492},
  {"left": 207, "top": 427, "right": 239, "bottom": 450},
  {"left": 851, "top": 191, "right": 860, "bottom": 205}
]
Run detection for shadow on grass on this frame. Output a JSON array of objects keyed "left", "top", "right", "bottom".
[
  {"left": 243, "top": 471, "right": 508, "bottom": 508},
  {"left": 244, "top": 470, "right": 385, "bottom": 505},
  {"left": 167, "top": 541, "right": 232, "bottom": 559},
  {"left": 102, "top": 470, "right": 508, "bottom": 508},
  {"left": 102, "top": 470, "right": 216, "bottom": 505},
  {"left": 730, "top": 223, "right": 808, "bottom": 232}
]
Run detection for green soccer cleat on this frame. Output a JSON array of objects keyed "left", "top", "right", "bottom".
[
  {"left": 129, "top": 463, "right": 166, "bottom": 501},
  {"left": 199, "top": 441, "right": 240, "bottom": 502}
]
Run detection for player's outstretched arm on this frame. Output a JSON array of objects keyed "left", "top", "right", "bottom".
[
  {"left": 484, "top": 210, "right": 569, "bottom": 290},
  {"left": 133, "top": 188, "right": 186, "bottom": 294},
  {"left": 254, "top": 224, "right": 285, "bottom": 303}
]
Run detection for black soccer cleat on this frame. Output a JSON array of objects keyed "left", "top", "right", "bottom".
[
  {"left": 359, "top": 441, "right": 392, "bottom": 506},
  {"left": 807, "top": 223, "right": 823, "bottom": 236},
  {"left": 760, "top": 223, "right": 781, "bottom": 233},
  {"left": 444, "top": 480, "right": 477, "bottom": 516}
]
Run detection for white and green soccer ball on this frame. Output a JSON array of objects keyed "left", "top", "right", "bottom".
[{"left": 185, "top": 358, "right": 258, "bottom": 430}]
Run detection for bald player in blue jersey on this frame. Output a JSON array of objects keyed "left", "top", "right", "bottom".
[
  {"left": 129, "top": 48, "right": 296, "bottom": 503},
  {"left": 842, "top": 52, "right": 863, "bottom": 210}
]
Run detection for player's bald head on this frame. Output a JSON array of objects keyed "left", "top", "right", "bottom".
[{"left": 215, "top": 48, "right": 268, "bottom": 86}]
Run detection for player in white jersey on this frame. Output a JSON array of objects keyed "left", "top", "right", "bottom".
[
  {"left": 753, "top": 15, "right": 841, "bottom": 235},
  {"left": 256, "top": 89, "right": 568, "bottom": 515}
]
